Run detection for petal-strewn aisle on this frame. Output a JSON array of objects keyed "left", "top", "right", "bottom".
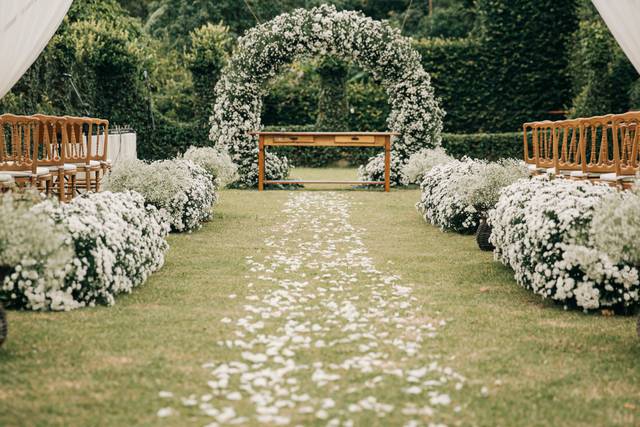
[{"left": 158, "top": 192, "right": 469, "bottom": 426}]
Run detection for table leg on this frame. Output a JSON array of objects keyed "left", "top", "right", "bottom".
[
  {"left": 384, "top": 139, "right": 391, "bottom": 192},
  {"left": 258, "top": 138, "right": 264, "bottom": 191}
]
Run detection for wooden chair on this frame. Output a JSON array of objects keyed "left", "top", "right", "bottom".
[
  {"left": 63, "top": 116, "right": 103, "bottom": 193},
  {"left": 568, "top": 115, "right": 613, "bottom": 182},
  {"left": 604, "top": 112, "right": 640, "bottom": 189},
  {"left": 33, "top": 114, "right": 78, "bottom": 201},
  {"left": 527, "top": 120, "right": 556, "bottom": 175},
  {"left": 553, "top": 118, "right": 583, "bottom": 176},
  {"left": 0, "top": 114, "right": 52, "bottom": 193}
]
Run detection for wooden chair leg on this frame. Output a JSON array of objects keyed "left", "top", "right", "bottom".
[{"left": 57, "top": 171, "right": 65, "bottom": 202}]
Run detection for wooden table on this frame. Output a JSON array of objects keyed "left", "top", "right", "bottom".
[{"left": 250, "top": 131, "right": 397, "bottom": 192}]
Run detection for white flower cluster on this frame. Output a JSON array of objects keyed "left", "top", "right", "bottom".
[
  {"left": 454, "top": 159, "right": 529, "bottom": 213},
  {"left": 489, "top": 178, "right": 640, "bottom": 311},
  {"left": 106, "top": 159, "right": 217, "bottom": 232},
  {"left": 0, "top": 191, "right": 169, "bottom": 311},
  {"left": 401, "top": 147, "right": 454, "bottom": 185},
  {"left": 210, "top": 4, "right": 444, "bottom": 187},
  {"left": 416, "top": 158, "right": 485, "bottom": 233},
  {"left": 182, "top": 146, "right": 239, "bottom": 188}
]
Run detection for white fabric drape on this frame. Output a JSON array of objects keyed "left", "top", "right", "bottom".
[
  {"left": 0, "top": 0, "right": 73, "bottom": 99},
  {"left": 592, "top": 0, "right": 640, "bottom": 74}
]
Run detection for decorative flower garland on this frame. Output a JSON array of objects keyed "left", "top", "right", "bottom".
[{"left": 210, "top": 4, "right": 444, "bottom": 187}]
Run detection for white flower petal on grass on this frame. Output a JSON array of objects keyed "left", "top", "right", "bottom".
[{"left": 157, "top": 407, "right": 175, "bottom": 418}]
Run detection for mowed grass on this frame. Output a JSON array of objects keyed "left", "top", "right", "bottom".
[{"left": 1, "top": 167, "right": 639, "bottom": 426}]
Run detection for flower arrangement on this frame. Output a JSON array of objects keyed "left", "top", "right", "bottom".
[
  {"left": 454, "top": 159, "right": 529, "bottom": 213},
  {"left": 106, "top": 159, "right": 217, "bottom": 232},
  {"left": 210, "top": 4, "right": 444, "bottom": 187},
  {"left": 182, "top": 146, "right": 239, "bottom": 188},
  {"left": 401, "top": 147, "right": 454, "bottom": 185},
  {"left": 0, "top": 191, "right": 169, "bottom": 311},
  {"left": 416, "top": 158, "right": 485, "bottom": 233},
  {"left": 489, "top": 178, "right": 640, "bottom": 311}
]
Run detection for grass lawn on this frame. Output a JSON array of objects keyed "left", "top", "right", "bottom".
[{"left": 1, "top": 167, "right": 639, "bottom": 426}]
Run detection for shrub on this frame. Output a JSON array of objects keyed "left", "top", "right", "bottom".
[
  {"left": 416, "top": 158, "right": 486, "bottom": 233},
  {"left": 589, "top": 191, "right": 640, "bottom": 266},
  {"left": 182, "top": 146, "right": 239, "bottom": 188},
  {"left": 454, "top": 159, "right": 529, "bottom": 213},
  {"left": 185, "top": 23, "right": 232, "bottom": 133},
  {"left": 1, "top": 191, "right": 169, "bottom": 311},
  {"left": 441, "top": 132, "right": 523, "bottom": 161},
  {"left": 106, "top": 159, "right": 217, "bottom": 232},
  {"left": 402, "top": 147, "right": 454, "bottom": 185},
  {"left": 489, "top": 178, "right": 639, "bottom": 311},
  {"left": 475, "top": 0, "right": 578, "bottom": 131}
]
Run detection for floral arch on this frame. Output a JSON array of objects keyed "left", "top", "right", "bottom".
[{"left": 209, "top": 4, "right": 444, "bottom": 187}]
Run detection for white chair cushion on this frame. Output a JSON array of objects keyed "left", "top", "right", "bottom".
[
  {"left": 1, "top": 167, "right": 50, "bottom": 177},
  {"left": 47, "top": 164, "right": 78, "bottom": 172},
  {"left": 600, "top": 172, "right": 636, "bottom": 182},
  {"left": 570, "top": 171, "right": 589, "bottom": 178},
  {"left": 527, "top": 164, "right": 537, "bottom": 171},
  {"left": 0, "top": 174, "right": 14, "bottom": 183},
  {"left": 72, "top": 160, "right": 101, "bottom": 168}
]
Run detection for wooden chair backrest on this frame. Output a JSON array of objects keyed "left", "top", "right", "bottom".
[
  {"left": 0, "top": 114, "right": 38, "bottom": 174},
  {"left": 580, "top": 115, "right": 617, "bottom": 175},
  {"left": 531, "top": 121, "right": 555, "bottom": 169},
  {"left": 611, "top": 111, "right": 640, "bottom": 176},
  {"left": 62, "top": 116, "right": 109, "bottom": 164},
  {"left": 32, "top": 114, "right": 68, "bottom": 168},
  {"left": 554, "top": 118, "right": 583, "bottom": 171}
]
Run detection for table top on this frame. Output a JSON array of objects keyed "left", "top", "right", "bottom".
[{"left": 249, "top": 131, "right": 400, "bottom": 136}]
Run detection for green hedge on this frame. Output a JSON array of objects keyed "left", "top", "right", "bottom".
[
  {"left": 441, "top": 132, "right": 523, "bottom": 161},
  {"left": 414, "top": 37, "right": 484, "bottom": 133},
  {"left": 137, "top": 115, "right": 200, "bottom": 161}
]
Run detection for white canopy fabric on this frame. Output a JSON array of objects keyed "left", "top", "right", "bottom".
[
  {"left": 592, "top": 0, "right": 640, "bottom": 74},
  {"left": 0, "top": 0, "right": 73, "bottom": 99}
]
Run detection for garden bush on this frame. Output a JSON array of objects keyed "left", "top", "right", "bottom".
[
  {"left": 0, "top": 191, "right": 169, "bottom": 311},
  {"left": 106, "top": 159, "right": 217, "bottom": 232},
  {"left": 489, "top": 178, "right": 640, "bottom": 311},
  {"left": 416, "top": 158, "right": 486, "bottom": 233},
  {"left": 182, "top": 146, "right": 239, "bottom": 188},
  {"left": 417, "top": 158, "right": 528, "bottom": 232},
  {"left": 402, "top": 147, "right": 454, "bottom": 185},
  {"left": 441, "top": 132, "right": 523, "bottom": 161}
]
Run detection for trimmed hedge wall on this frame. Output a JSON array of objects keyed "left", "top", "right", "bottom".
[
  {"left": 441, "top": 132, "right": 522, "bottom": 161},
  {"left": 414, "top": 38, "right": 484, "bottom": 134}
]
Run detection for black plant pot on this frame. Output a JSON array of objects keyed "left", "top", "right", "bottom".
[
  {"left": 476, "top": 216, "right": 495, "bottom": 251},
  {"left": 0, "top": 304, "right": 6, "bottom": 348}
]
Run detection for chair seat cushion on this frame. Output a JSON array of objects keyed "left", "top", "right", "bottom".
[
  {"left": 1, "top": 167, "right": 50, "bottom": 177},
  {"left": 599, "top": 172, "right": 637, "bottom": 182},
  {"left": 72, "top": 160, "right": 101, "bottom": 168},
  {"left": 0, "top": 174, "right": 14, "bottom": 183},
  {"left": 47, "top": 164, "right": 78, "bottom": 172}
]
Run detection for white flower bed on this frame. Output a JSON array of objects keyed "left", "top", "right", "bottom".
[
  {"left": 401, "top": 147, "right": 454, "bottom": 185},
  {"left": 0, "top": 191, "right": 169, "bottom": 311},
  {"left": 106, "top": 159, "right": 217, "bottom": 232},
  {"left": 416, "top": 158, "right": 485, "bottom": 233},
  {"left": 489, "top": 178, "right": 640, "bottom": 311},
  {"left": 182, "top": 146, "right": 239, "bottom": 188},
  {"left": 210, "top": 4, "right": 444, "bottom": 187}
]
